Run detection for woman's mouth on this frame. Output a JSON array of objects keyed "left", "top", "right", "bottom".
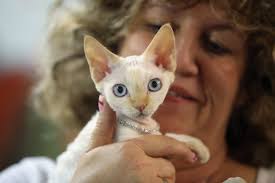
[{"left": 165, "top": 86, "right": 198, "bottom": 103}]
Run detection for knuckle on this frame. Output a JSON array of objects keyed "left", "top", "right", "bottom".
[
  {"left": 121, "top": 141, "right": 137, "bottom": 151},
  {"left": 87, "top": 145, "right": 103, "bottom": 155},
  {"left": 129, "top": 137, "right": 146, "bottom": 146},
  {"left": 133, "top": 159, "right": 152, "bottom": 172},
  {"left": 168, "top": 162, "right": 176, "bottom": 175},
  {"left": 119, "top": 141, "right": 141, "bottom": 158},
  {"left": 162, "top": 159, "right": 176, "bottom": 176},
  {"left": 119, "top": 142, "right": 152, "bottom": 171},
  {"left": 83, "top": 145, "right": 103, "bottom": 161}
]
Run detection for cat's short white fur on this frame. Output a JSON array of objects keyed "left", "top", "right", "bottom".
[
  {"left": 48, "top": 24, "right": 245, "bottom": 183},
  {"left": 223, "top": 177, "right": 247, "bottom": 183}
]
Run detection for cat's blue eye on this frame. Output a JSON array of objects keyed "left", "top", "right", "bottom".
[
  {"left": 148, "top": 78, "right": 162, "bottom": 92},
  {"left": 113, "top": 84, "right": 128, "bottom": 97}
]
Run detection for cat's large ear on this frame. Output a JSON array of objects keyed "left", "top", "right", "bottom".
[
  {"left": 143, "top": 24, "right": 176, "bottom": 72},
  {"left": 84, "top": 35, "right": 120, "bottom": 83}
]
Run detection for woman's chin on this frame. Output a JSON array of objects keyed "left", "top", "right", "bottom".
[{"left": 153, "top": 101, "right": 201, "bottom": 134}]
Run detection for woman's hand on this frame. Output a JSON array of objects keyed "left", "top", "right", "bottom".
[{"left": 71, "top": 99, "right": 197, "bottom": 183}]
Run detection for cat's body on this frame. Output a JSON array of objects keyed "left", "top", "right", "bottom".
[{"left": 48, "top": 24, "right": 245, "bottom": 183}]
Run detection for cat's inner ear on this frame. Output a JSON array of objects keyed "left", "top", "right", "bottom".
[
  {"left": 84, "top": 35, "right": 120, "bottom": 83},
  {"left": 143, "top": 24, "right": 176, "bottom": 72}
]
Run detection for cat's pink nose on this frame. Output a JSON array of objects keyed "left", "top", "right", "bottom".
[{"left": 137, "top": 104, "right": 146, "bottom": 112}]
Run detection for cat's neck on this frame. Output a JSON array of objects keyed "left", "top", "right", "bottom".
[
  {"left": 117, "top": 113, "right": 150, "bottom": 124},
  {"left": 117, "top": 113, "right": 160, "bottom": 134}
]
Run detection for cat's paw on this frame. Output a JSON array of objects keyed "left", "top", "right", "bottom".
[
  {"left": 165, "top": 133, "right": 210, "bottom": 163},
  {"left": 223, "top": 177, "right": 247, "bottom": 183}
]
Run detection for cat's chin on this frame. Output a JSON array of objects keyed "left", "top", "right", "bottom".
[
  {"left": 120, "top": 112, "right": 150, "bottom": 123},
  {"left": 134, "top": 112, "right": 153, "bottom": 120},
  {"left": 135, "top": 114, "right": 148, "bottom": 120},
  {"left": 118, "top": 113, "right": 147, "bottom": 121},
  {"left": 128, "top": 114, "right": 145, "bottom": 121}
]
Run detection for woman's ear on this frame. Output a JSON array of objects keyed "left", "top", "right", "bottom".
[
  {"left": 142, "top": 23, "right": 177, "bottom": 72},
  {"left": 84, "top": 35, "right": 120, "bottom": 83}
]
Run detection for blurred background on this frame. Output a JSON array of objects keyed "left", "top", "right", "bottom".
[{"left": 0, "top": 0, "right": 63, "bottom": 170}]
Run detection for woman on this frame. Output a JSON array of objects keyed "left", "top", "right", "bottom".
[{"left": 1, "top": 0, "right": 274, "bottom": 182}]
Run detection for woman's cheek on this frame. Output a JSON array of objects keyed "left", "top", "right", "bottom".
[{"left": 201, "top": 57, "right": 245, "bottom": 110}]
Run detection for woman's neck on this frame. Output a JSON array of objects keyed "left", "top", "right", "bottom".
[
  {"left": 208, "top": 158, "right": 257, "bottom": 183},
  {"left": 175, "top": 146, "right": 257, "bottom": 183}
]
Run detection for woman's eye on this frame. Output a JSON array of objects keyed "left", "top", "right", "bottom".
[
  {"left": 148, "top": 78, "right": 162, "bottom": 92},
  {"left": 113, "top": 84, "right": 128, "bottom": 97},
  {"left": 145, "top": 23, "right": 178, "bottom": 33},
  {"left": 145, "top": 23, "right": 162, "bottom": 33},
  {"left": 202, "top": 33, "right": 231, "bottom": 55}
]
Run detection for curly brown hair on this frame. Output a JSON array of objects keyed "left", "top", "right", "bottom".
[{"left": 33, "top": 0, "right": 275, "bottom": 167}]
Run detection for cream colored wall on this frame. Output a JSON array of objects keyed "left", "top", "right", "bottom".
[{"left": 0, "top": 0, "right": 51, "bottom": 67}]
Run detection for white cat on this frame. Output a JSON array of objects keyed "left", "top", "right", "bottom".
[{"left": 48, "top": 24, "right": 244, "bottom": 183}]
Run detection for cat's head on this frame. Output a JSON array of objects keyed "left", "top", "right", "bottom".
[{"left": 84, "top": 24, "right": 176, "bottom": 119}]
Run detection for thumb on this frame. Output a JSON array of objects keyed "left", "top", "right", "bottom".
[{"left": 89, "top": 95, "right": 116, "bottom": 149}]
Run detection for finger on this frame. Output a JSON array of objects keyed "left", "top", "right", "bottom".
[
  {"left": 151, "top": 158, "right": 175, "bottom": 179},
  {"left": 130, "top": 135, "right": 196, "bottom": 163},
  {"left": 89, "top": 95, "right": 116, "bottom": 149},
  {"left": 165, "top": 133, "right": 210, "bottom": 164},
  {"left": 157, "top": 177, "right": 174, "bottom": 183},
  {"left": 148, "top": 177, "right": 172, "bottom": 183}
]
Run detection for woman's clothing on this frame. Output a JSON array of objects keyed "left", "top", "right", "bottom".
[
  {"left": 0, "top": 157, "right": 54, "bottom": 183},
  {"left": 0, "top": 157, "right": 274, "bottom": 183},
  {"left": 256, "top": 166, "right": 275, "bottom": 183}
]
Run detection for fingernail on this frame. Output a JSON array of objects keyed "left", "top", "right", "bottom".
[
  {"left": 98, "top": 95, "right": 105, "bottom": 112},
  {"left": 191, "top": 153, "right": 198, "bottom": 163}
]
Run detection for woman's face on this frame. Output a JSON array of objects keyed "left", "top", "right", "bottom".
[{"left": 119, "top": 2, "right": 246, "bottom": 149}]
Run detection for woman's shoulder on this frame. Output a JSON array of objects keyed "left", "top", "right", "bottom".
[
  {"left": 256, "top": 165, "right": 275, "bottom": 183},
  {"left": 0, "top": 157, "right": 55, "bottom": 183}
]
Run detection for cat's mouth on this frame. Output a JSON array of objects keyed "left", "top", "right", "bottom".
[{"left": 136, "top": 112, "right": 149, "bottom": 118}]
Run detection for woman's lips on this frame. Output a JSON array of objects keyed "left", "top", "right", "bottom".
[
  {"left": 165, "top": 90, "right": 196, "bottom": 103},
  {"left": 164, "top": 85, "right": 199, "bottom": 104}
]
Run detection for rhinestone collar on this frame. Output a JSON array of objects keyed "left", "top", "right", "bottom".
[{"left": 118, "top": 118, "right": 160, "bottom": 134}]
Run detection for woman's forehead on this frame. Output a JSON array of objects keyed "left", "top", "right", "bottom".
[
  {"left": 144, "top": 0, "right": 231, "bottom": 15},
  {"left": 145, "top": 0, "right": 204, "bottom": 10},
  {"left": 140, "top": 0, "right": 234, "bottom": 26}
]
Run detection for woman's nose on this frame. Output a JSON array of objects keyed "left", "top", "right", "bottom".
[{"left": 175, "top": 35, "right": 199, "bottom": 77}]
